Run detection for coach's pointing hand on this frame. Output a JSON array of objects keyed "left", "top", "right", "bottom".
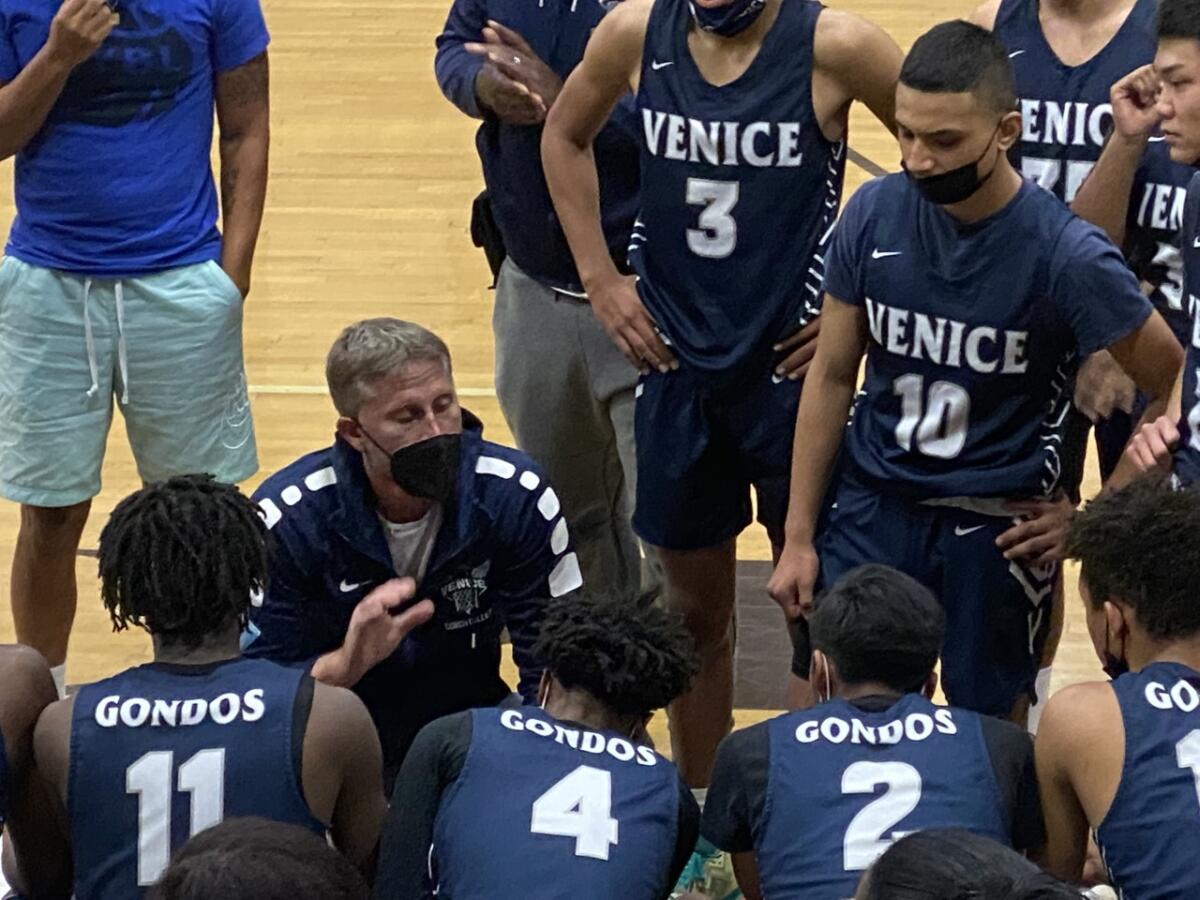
[
  {"left": 768, "top": 541, "right": 820, "bottom": 620},
  {"left": 589, "top": 274, "right": 677, "bottom": 374},
  {"left": 47, "top": 0, "right": 117, "bottom": 68},
  {"left": 312, "top": 578, "right": 436, "bottom": 689}
]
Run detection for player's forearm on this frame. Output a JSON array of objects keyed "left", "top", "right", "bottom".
[
  {"left": 783, "top": 367, "right": 856, "bottom": 544},
  {"left": 219, "top": 125, "right": 269, "bottom": 294},
  {"left": 541, "top": 123, "right": 620, "bottom": 290},
  {"left": 0, "top": 48, "right": 76, "bottom": 161},
  {"left": 1070, "top": 132, "right": 1147, "bottom": 248}
]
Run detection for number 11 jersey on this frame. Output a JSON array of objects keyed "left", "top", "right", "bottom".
[
  {"left": 630, "top": 0, "right": 845, "bottom": 378},
  {"left": 69, "top": 658, "right": 324, "bottom": 898}
]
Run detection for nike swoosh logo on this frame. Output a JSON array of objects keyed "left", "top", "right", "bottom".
[
  {"left": 872, "top": 249, "right": 902, "bottom": 259},
  {"left": 651, "top": 60, "right": 674, "bottom": 70},
  {"left": 1008, "top": 49, "right": 1025, "bottom": 58},
  {"left": 954, "top": 525, "right": 986, "bottom": 537},
  {"left": 339, "top": 579, "right": 368, "bottom": 593}
]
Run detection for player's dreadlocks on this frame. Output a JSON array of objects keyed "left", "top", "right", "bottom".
[
  {"left": 98, "top": 474, "right": 269, "bottom": 648},
  {"left": 534, "top": 594, "right": 699, "bottom": 719}
]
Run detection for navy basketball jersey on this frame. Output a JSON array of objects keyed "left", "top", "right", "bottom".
[
  {"left": 1096, "top": 662, "right": 1200, "bottom": 898},
  {"left": 756, "top": 695, "right": 1008, "bottom": 899},
  {"left": 631, "top": 0, "right": 846, "bottom": 376},
  {"left": 1127, "top": 143, "right": 1193, "bottom": 342},
  {"left": 0, "top": 729, "right": 8, "bottom": 828},
  {"left": 995, "top": 0, "right": 1157, "bottom": 204},
  {"left": 431, "top": 707, "right": 683, "bottom": 899},
  {"left": 822, "top": 174, "right": 1152, "bottom": 499},
  {"left": 69, "top": 658, "right": 324, "bottom": 899},
  {"left": 1173, "top": 170, "right": 1200, "bottom": 487}
]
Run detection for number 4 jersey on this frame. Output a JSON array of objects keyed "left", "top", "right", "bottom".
[
  {"left": 631, "top": 0, "right": 845, "bottom": 377},
  {"left": 1096, "top": 662, "right": 1200, "bottom": 898},
  {"left": 823, "top": 174, "right": 1152, "bottom": 499},
  {"left": 69, "top": 658, "right": 325, "bottom": 898},
  {"left": 702, "top": 694, "right": 1044, "bottom": 900}
]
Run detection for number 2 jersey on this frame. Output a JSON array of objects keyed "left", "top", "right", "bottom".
[
  {"left": 375, "top": 706, "right": 699, "bottom": 900},
  {"left": 822, "top": 174, "right": 1152, "bottom": 499},
  {"left": 630, "top": 0, "right": 846, "bottom": 378},
  {"left": 995, "top": 0, "right": 1193, "bottom": 341},
  {"left": 701, "top": 694, "right": 1043, "bottom": 900},
  {"left": 1096, "top": 662, "right": 1200, "bottom": 899},
  {"left": 69, "top": 658, "right": 325, "bottom": 899}
]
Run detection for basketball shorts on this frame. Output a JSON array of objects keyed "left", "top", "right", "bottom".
[
  {"left": 0, "top": 257, "right": 258, "bottom": 507},
  {"left": 807, "top": 468, "right": 1055, "bottom": 717},
  {"left": 1093, "top": 391, "right": 1150, "bottom": 484},
  {"left": 632, "top": 362, "right": 801, "bottom": 551}
]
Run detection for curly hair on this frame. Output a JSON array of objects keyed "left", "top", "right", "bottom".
[
  {"left": 534, "top": 594, "right": 698, "bottom": 718},
  {"left": 98, "top": 475, "right": 269, "bottom": 648}
]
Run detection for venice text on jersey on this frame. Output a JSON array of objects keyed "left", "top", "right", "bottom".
[
  {"left": 1019, "top": 99, "right": 1112, "bottom": 147},
  {"left": 641, "top": 109, "right": 805, "bottom": 168},
  {"left": 866, "top": 298, "right": 1029, "bottom": 375}
]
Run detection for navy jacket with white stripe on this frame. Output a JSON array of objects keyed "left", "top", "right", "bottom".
[{"left": 244, "top": 412, "right": 581, "bottom": 777}]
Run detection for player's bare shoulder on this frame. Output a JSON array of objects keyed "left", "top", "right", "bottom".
[
  {"left": 588, "top": 0, "right": 654, "bottom": 91},
  {"left": 1039, "top": 680, "right": 1122, "bottom": 754},
  {"left": 968, "top": 0, "right": 1004, "bottom": 31},
  {"left": 811, "top": 7, "right": 902, "bottom": 135},
  {"left": 812, "top": 6, "right": 898, "bottom": 72}
]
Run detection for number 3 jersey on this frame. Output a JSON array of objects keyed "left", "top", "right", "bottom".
[
  {"left": 823, "top": 174, "right": 1152, "bottom": 499},
  {"left": 69, "top": 658, "right": 325, "bottom": 899},
  {"left": 408, "top": 707, "right": 697, "bottom": 900},
  {"left": 702, "top": 694, "right": 1043, "bottom": 900},
  {"left": 1096, "top": 662, "right": 1200, "bottom": 899},
  {"left": 630, "top": 0, "right": 845, "bottom": 378}
]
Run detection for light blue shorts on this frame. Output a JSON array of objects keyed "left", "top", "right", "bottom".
[{"left": 0, "top": 257, "right": 259, "bottom": 507}]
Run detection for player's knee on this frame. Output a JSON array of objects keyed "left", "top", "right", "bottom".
[{"left": 19, "top": 501, "right": 91, "bottom": 549}]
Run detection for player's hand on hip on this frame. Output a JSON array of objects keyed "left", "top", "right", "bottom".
[
  {"left": 1124, "top": 415, "right": 1180, "bottom": 473},
  {"left": 774, "top": 317, "right": 820, "bottom": 381},
  {"left": 341, "top": 578, "right": 435, "bottom": 685},
  {"left": 471, "top": 60, "right": 546, "bottom": 125},
  {"left": 997, "top": 495, "right": 1076, "bottom": 567},
  {"left": 1074, "top": 350, "right": 1137, "bottom": 423},
  {"left": 768, "top": 541, "right": 819, "bottom": 620},
  {"left": 1110, "top": 64, "right": 1163, "bottom": 139},
  {"left": 47, "top": 0, "right": 117, "bottom": 68},
  {"left": 589, "top": 274, "right": 677, "bottom": 373}
]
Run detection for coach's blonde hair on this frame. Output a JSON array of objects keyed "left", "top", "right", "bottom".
[{"left": 325, "top": 318, "right": 453, "bottom": 417}]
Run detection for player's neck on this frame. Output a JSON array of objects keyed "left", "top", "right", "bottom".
[
  {"left": 941, "top": 162, "right": 1024, "bottom": 225},
  {"left": 1136, "top": 635, "right": 1200, "bottom": 674},
  {"left": 1041, "top": 0, "right": 1136, "bottom": 21},
  {"left": 151, "top": 627, "right": 243, "bottom": 667},
  {"left": 834, "top": 683, "right": 906, "bottom": 703},
  {"left": 375, "top": 486, "right": 434, "bottom": 524},
  {"left": 544, "top": 694, "right": 632, "bottom": 736}
]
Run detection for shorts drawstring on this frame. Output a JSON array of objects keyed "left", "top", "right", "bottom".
[
  {"left": 82, "top": 278, "right": 100, "bottom": 398},
  {"left": 81, "top": 278, "right": 130, "bottom": 404},
  {"left": 114, "top": 280, "right": 129, "bottom": 405}
]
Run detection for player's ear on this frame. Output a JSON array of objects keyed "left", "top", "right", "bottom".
[
  {"left": 336, "top": 416, "right": 368, "bottom": 453},
  {"left": 1103, "top": 599, "right": 1131, "bottom": 644},
  {"left": 996, "top": 109, "right": 1021, "bottom": 151}
]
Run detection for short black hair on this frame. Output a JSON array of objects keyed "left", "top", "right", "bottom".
[
  {"left": 99, "top": 475, "right": 269, "bottom": 648},
  {"left": 899, "top": 20, "right": 1017, "bottom": 114},
  {"left": 1159, "top": 0, "right": 1200, "bottom": 41},
  {"left": 809, "top": 564, "right": 943, "bottom": 693},
  {"left": 534, "top": 594, "right": 699, "bottom": 718},
  {"left": 1066, "top": 475, "right": 1200, "bottom": 641},
  {"left": 860, "top": 829, "right": 1080, "bottom": 900},
  {"left": 149, "top": 818, "right": 367, "bottom": 900}
]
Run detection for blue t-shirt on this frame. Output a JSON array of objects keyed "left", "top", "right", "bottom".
[
  {"left": 1096, "top": 662, "right": 1200, "bottom": 899},
  {"left": 69, "top": 658, "right": 323, "bottom": 899},
  {"left": 823, "top": 174, "right": 1152, "bottom": 499},
  {"left": 0, "top": 0, "right": 269, "bottom": 275},
  {"left": 630, "top": 0, "right": 845, "bottom": 378}
]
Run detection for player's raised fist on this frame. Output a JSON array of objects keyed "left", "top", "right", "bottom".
[
  {"left": 47, "top": 0, "right": 116, "bottom": 68},
  {"left": 1124, "top": 414, "right": 1179, "bottom": 474},
  {"left": 1110, "top": 64, "right": 1164, "bottom": 140}
]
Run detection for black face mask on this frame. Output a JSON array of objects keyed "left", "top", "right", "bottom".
[
  {"left": 361, "top": 429, "right": 461, "bottom": 506},
  {"left": 688, "top": 0, "right": 767, "bottom": 36},
  {"left": 906, "top": 123, "right": 1003, "bottom": 206},
  {"left": 1102, "top": 626, "right": 1130, "bottom": 681}
]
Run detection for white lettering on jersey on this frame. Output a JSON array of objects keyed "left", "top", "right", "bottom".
[
  {"left": 642, "top": 109, "right": 805, "bottom": 168},
  {"left": 1135, "top": 182, "right": 1188, "bottom": 232},
  {"left": 865, "top": 298, "right": 1029, "bottom": 375},
  {"left": 1020, "top": 99, "right": 1113, "bottom": 147},
  {"left": 794, "top": 708, "right": 959, "bottom": 745},
  {"left": 94, "top": 689, "right": 267, "bottom": 728},
  {"left": 1145, "top": 679, "right": 1200, "bottom": 712},
  {"left": 500, "top": 710, "right": 659, "bottom": 766}
]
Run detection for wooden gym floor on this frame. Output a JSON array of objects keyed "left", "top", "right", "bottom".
[{"left": 0, "top": 0, "right": 1107, "bottom": 736}]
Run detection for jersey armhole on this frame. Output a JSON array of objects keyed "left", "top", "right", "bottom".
[{"left": 291, "top": 674, "right": 316, "bottom": 807}]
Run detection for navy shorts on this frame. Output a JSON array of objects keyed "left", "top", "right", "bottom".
[
  {"left": 632, "top": 364, "right": 801, "bottom": 551},
  {"left": 806, "top": 469, "right": 1055, "bottom": 717},
  {"left": 1093, "top": 391, "right": 1151, "bottom": 484}
]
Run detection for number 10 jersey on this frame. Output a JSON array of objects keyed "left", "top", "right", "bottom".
[
  {"left": 69, "top": 658, "right": 324, "bottom": 899},
  {"left": 630, "top": 0, "right": 845, "bottom": 379}
]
